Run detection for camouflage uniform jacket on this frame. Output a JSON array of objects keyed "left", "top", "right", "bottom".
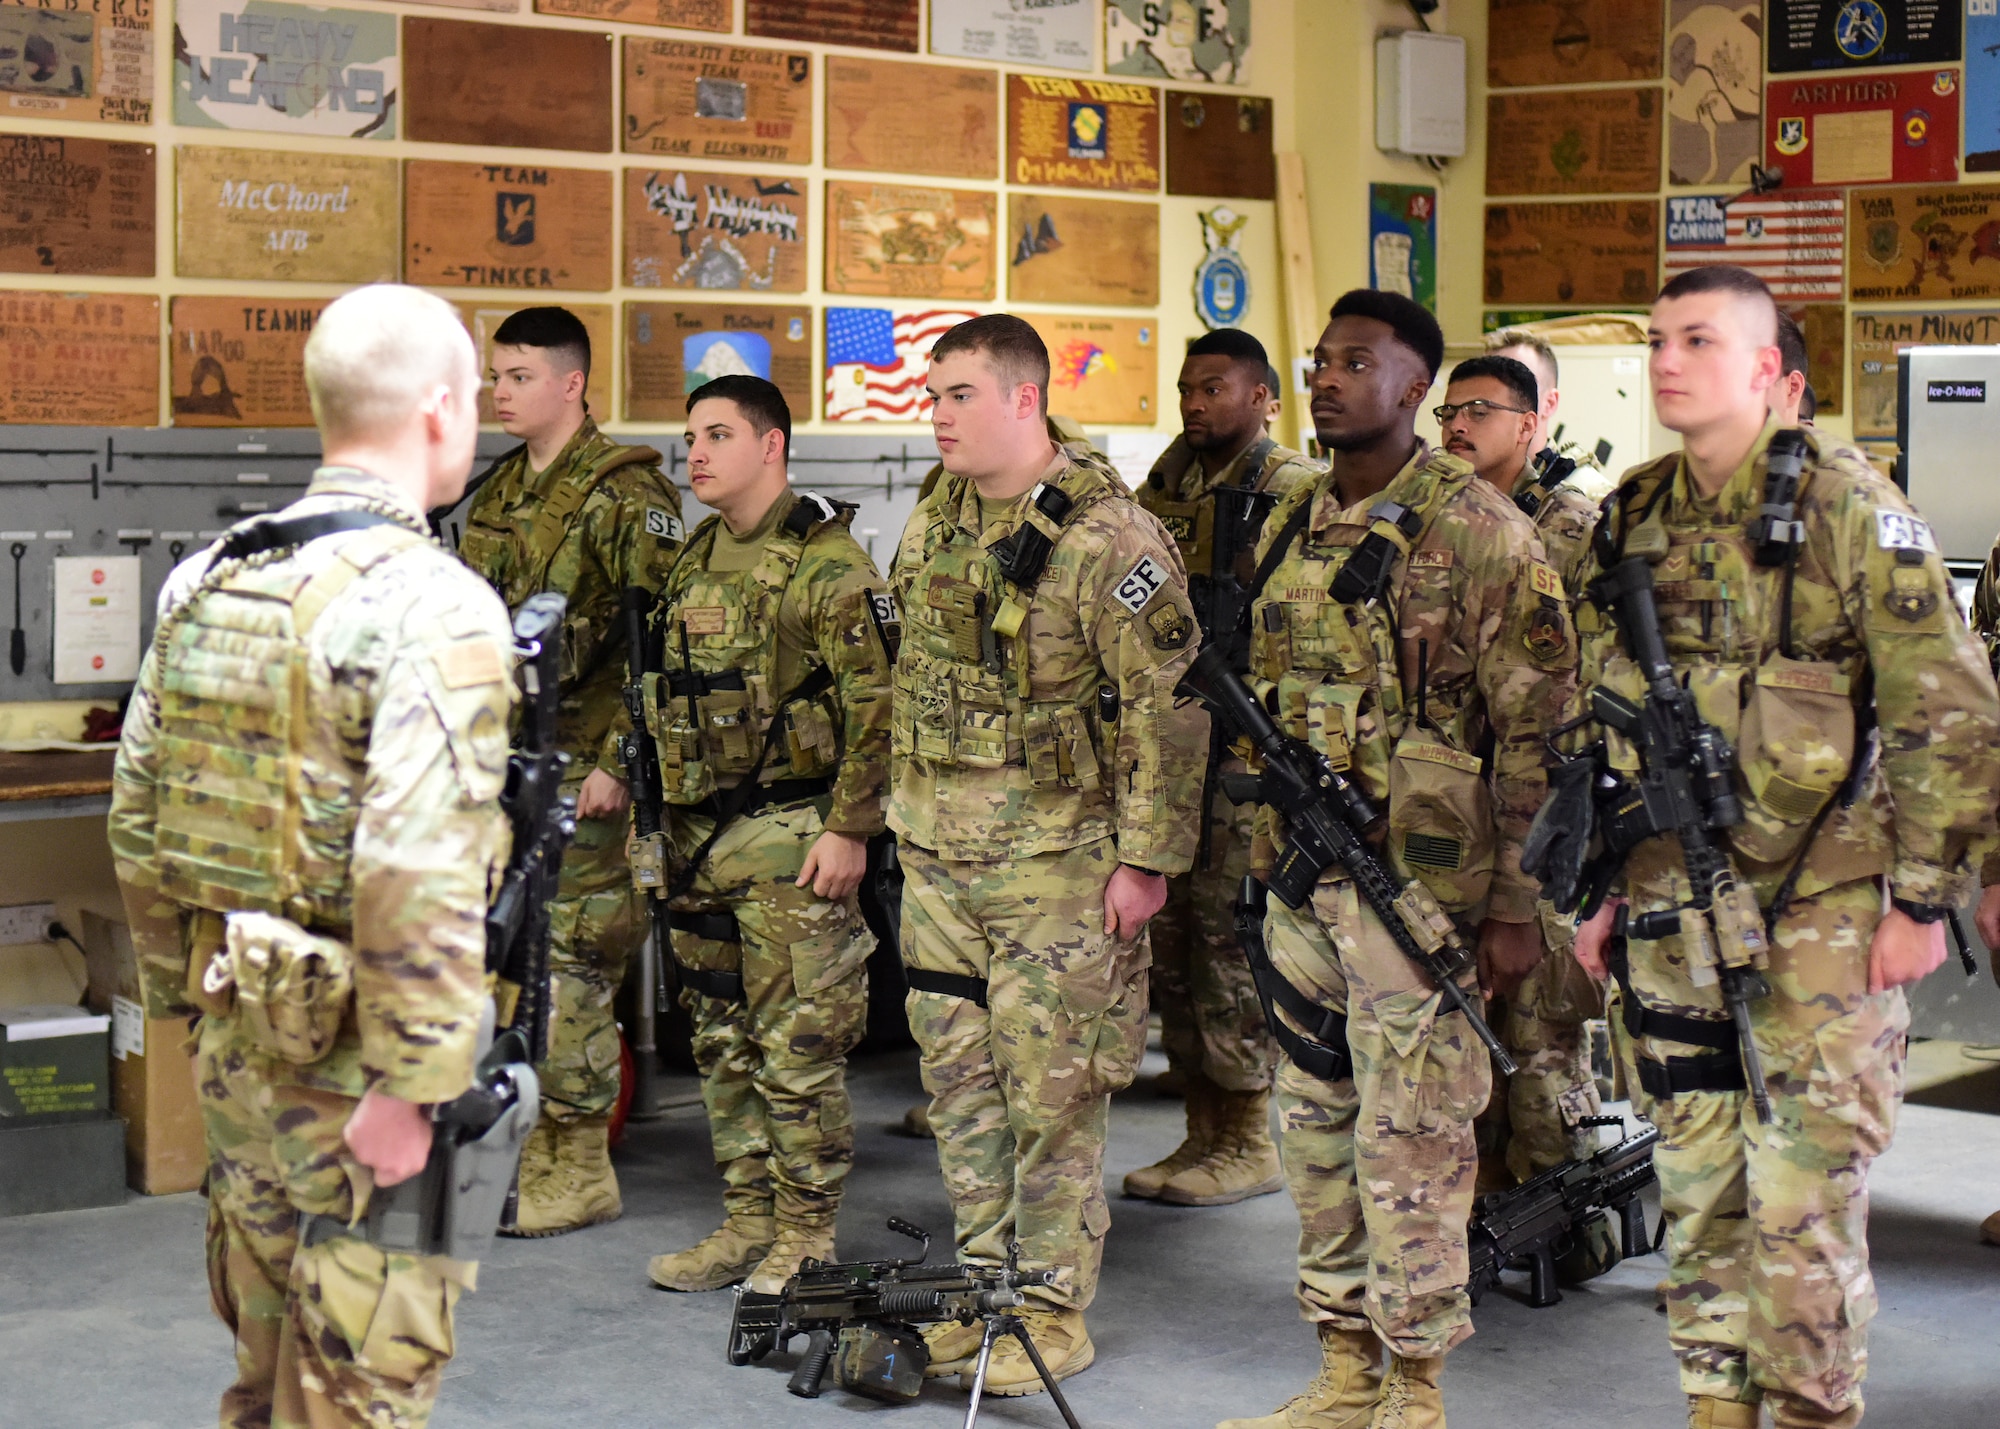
[
  {"left": 889, "top": 444, "right": 1207, "bottom": 872},
  {"left": 915, "top": 413, "right": 1103, "bottom": 506},
  {"left": 648, "top": 488, "right": 894, "bottom": 836},
  {"left": 1968, "top": 535, "right": 2000, "bottom": 883},
  {"left": 1573, "top": 423, "right": 2000, "bottom": 909},
  {"left": 109, "top": 468, "right": 516, "bottom": 1104},
  {"left": 1510, "top": 455, "right": 1615, "bottom": 594},
  {"left": 1247, "top": 442, "right": 1576, "bottom": 923},
  {"left": 459, "top": 417, "right": 683, "bottom": 781}
]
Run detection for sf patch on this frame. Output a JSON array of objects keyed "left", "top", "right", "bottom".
[
  {"left": 1146, "top": 600, "right": 1192, "bottom": 650},
  {"left": 1529, "top": 563, "right": 1565, "bottom": 601},
  {"left": 1112, "top": 554, "right": 1169, "bottom": 613},
  {"left": 645, "top": 508, "right": 685, "bottom": 542},
  {"left": 1524, "top": 602, "right": 1569, "bottom": 663}
]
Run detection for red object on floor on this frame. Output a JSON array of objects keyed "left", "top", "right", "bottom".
[{"left": 611, "top": 1032, "right": 634, "bottom": 1148}]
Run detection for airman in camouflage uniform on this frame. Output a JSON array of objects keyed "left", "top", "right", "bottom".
[
  {"left": 456, "top": 307, "right": 684, "bottom": 1234},
  {"left": 1563, "top": 268, "right": 2000, "bottom": 1429},
  {"left": 108, "top": 286, "right": 511, "bottom": 1429},
  {"left": 1130, "top": 329, "right": 1321, "bottom": 1208},
  {"left": 892, "top": 316, "right": 1205, "bottom": 1397},
  {"left": 1976, "top": 546, "right": 2000, "bottom": 1250},
  {"left": 1221, "top": 293, "right": 1573, "bottom": 1429},
  {"left": 636, "top": 376, "right": 893, "bottom": 1296}
]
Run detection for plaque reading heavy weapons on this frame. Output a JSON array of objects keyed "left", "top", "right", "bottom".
[
  {"left": 1848, "top": 185, "right": 2000, "bottom": 304},
  {"left": 1486, "top": 87, "right": 1662, "bottom": 196},
  {"left": 1008, "top": 74, "right": 1160, "bottom": 192},
  {"left": 1164, "top": 90, "right": 1273, "bottom": 199},
  {"left": 170, "top": 297, "right": 327, "bottom": 426},
  {"left": 826, "top": 57, "right": 996, "bottom": 179},
  {"left": 747, "top": 0, "right": 917, "bottom": 54},
  {"left": 825, "top": 181, "right": 995, "bottom": 301},
  {"left": 1006, "top": 193, "right": 1157, "bottom": 306},
  {"left": 1850, "top": 309, "right": 2000, "bottom": 438},
  {"left": 176, "top": 145, "right": 398, "bottom": 283},
  {"left": 0, "top": 0, "right": 153, "bottom": 125},
  {"left": 1024, "top": 313, "right": 1156, "bottom": 425},
  {"left": 535, "top": 0, "right": 727, "bottom": 30},
  {"left": 406, "top": 161, "right": 613, "bottom": 291},
  {"left": 0, "top": 290, "right": 159, "bottom": 425},
  {"left": 624, "top": 39, "right": 813, "bottom": 166},
  {"left": 461, "top": 301, "right": 613, "bottom": 422},
  {"left": 0, "top": 136, "right": 154, "bottom": 277},
  {"left": 405, "top": 17, "right": 612, "bottom": 153},
  {"left": 626, "top": 301, "right": 813, "bottom": 420},
  {"left": 1487, "top": 0, "right": 1662, "bottom": 88},
  {"left": 1484, "top": 200, "right": 1660, "bottom": 307},
  {"left": 174, "top": 0, "right": 398, "bottom": 141},
  {"left": 625, "top": 167, "right": 806, "bottom": 291}
]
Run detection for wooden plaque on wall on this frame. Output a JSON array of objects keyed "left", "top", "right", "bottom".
[
  {"left": 402, "top": 0, "right": 517, "bottom": 10},
  {"left": 0, "top": 136, "right": 154, "bottom": 277},
  {"left": 1487, "top": 0, "right": 1663, "bottom": 88},
  {"left": 1024, "top": 312, "right": 1157, "bottom": 425},
  {"left": 625, "top": 167, "right": 807, "bottom": 291},
  {"left": 176, "top": 145, "right": 399, "bottom": 283},
  {"left": 1486, "top": 88, "right": 1662, "bottom": 196},
  {"left": 826, "top": 57, "right": 997, "bottom": 179},
  {"left": 747, "top": 0, "right": 918, "bottom": 53},
  {"left": 1849, "top": 186, "right": 2000, "bottom": 304},
  {"left": 1850, "top": 309, "right": 2000, "bottom": 438},
  {"left": 1483, "top": 200, "right": 1660, "bottom": 307},
  {"left": 1789, "top": 302, "right": 1844, "bottom": 417},
  {"left": 1006, "top": 193, "right": 1158, "bottom": 306},
  {"left": 461, "top": 301, "right": 613, "bottom": 422},
  {"left": 1164, "top": 90, "right": 1273, "bottom": 199},
  {"left": 826, "top": 181, "right": 996, "bottom": 301},
  {"left": 626, "top": 301, "right": 813, "bottom": 420},
  {"left": 1008, "top": 74, "right": 1161, "bottom": 192},
  {"left": 0, "top": 291, "right": 158, "bottom": 425},
  {"left": 405, "top": 18, "right": 613, "bottom": 153},
  {"left": 534, "top": 0, "right": 727, "bottom": 29},
  {"left": 407, "top": 161, "right": 614, "bottom": 291},
  {"left": 0, "top": 0, "right": 154, "bottom": 125},
  {"left": 169, "top": 297, "right": 326, "bottom": 427},
  {"left": 624, "top": 39, "right": 814, "bottom": 166}
]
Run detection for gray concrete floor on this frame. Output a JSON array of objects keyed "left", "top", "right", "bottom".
[{"left": 3, "top": 1046, "right": 1996, "bottom": 1429}]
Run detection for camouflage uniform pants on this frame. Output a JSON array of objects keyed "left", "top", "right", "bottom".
[
  {"left": 198, "top": 1019, "right": 471, "bottom": 1429},
  {"left": 541, "top": 798, "right": 645, "bottom": 1124},
  {"left": 668, "top": 800, "right": 871, "bottom": 1221},
  {"left": 901, "top": 837, "right": 1150, "bottom": 1312},
  {"left": 1266, "top": 877, "right": 1493, "bottom": 1358},
  {"left": 1494, "top": 920, "right": 1605, "bottom": 1182},
  {"left": 1150, "top": 773, "right": 1276, "bottom": 1092},
  {"left": 1627, "top": 877, "right": 1906, "bottom": 1419}
]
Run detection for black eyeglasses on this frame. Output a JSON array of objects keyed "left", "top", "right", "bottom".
[{"left": 1432, "top": 399, "right": 1533, "bottom": 424}]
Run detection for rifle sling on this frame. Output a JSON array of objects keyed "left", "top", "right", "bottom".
[
  {"left": 904, "top": 966, "right": 989, "bottom": 1008},
  {"left": 1244, "top": 930, "right": 1352, "bottom": 1083},
  {"left": 1607, "top": 933, "right": 1736, "bottom": 1052},
  {"left": 1637, "top": 1052, "right": 1745, "bottom": 1098}
]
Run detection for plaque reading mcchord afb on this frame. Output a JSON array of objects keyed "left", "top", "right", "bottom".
[
  {"left": 1007, "top": 74, "right": 1160, "bottom": 192},
  {"left": 1487, "top": 0, "right": 1663, "bottom": 88},
  {"left": 170, "top": 296, "right": 327, "bottom": 426},
  {"left": 624, "top": 39, "right": 813, "bottom": 166},
  {"left": 406, "top": 17, "right": 612, "bottom": 153},
  {"left": 826, "top": 56, "right": 996, "bottom": 179},
  {"left": 626, "top": 301, "right": 813, "bottom": 421},
  {"left": 1484, "top": 200, "right": 1660, "bottom": 306},
  {"left": 0, "top": 291, "right": 159, "bottom": 426},
  {"left": 826, "top": 181, "right": 996, "bottom": 301},
  {"left": 406, "top": 161, "right": 613, "bottom": 290},
  {"left": 176, "top": 145, "right": 398, "bottom": 283},
  {"left": 0, "top": 0, "right": 154, "bottom": 125},
  {"left": 748, "top": 0, "right": 917, "bottom": 54},
  {"left": 1006, "top": 192, "right": 1157, "bottom": 306},
  {"left": 1486, "top": 88, "right": 1662, "bottom": 196},
  {"left": 0, "top": 136, "right": 154, "bottom": 277},
  {"left": 535, "top": 0, "right": 727, "bottom": 30},
  {"left": 625, "top": 167, "right": 806, "bottom": 291}
]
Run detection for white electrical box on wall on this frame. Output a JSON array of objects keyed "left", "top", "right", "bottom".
[{"left": 1375, "top": 30, "right": 1467, "bottom": 158}]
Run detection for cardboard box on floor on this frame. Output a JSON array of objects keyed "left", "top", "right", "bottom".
[{"left": 79, "top": 911, "right": 205, "bottom": 1195}]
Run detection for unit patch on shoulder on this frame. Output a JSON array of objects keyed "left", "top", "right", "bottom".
[
  {"left": 1529, "top": 563, "right": 1565, "bottom": 600},
  {"left": 1112, "top": 554, "right": 1169, "bottom": 613},
  {"left": 1524, "top": 605, "right": 1568, "bottom": 662},
  {"left": 1146, "top": 601, "right": 1192, "bottom": 650},
  {"left": 435, "top": 638, "right": 508, "bottom": 691},
  {"left": 1875, "top": 510, "right": 1937, "bottom": 554},
  {"left": 645, "top": 508, "right": 685, "bottom": 542},
  {"left": 868, "top": 591, "right": 900, "bottom": 627}
]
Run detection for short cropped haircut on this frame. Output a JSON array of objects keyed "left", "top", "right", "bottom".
[
  {"left": 303, "top": 284, "right": 477, "bottom": 449},
  {"left": 1776, "top": 310, "right": 1808, "bottom": 379},
  {"left": 930, "top": 313, "right": 1051, "bottom": 413},
  {"left": 1486, "top": 328, "right": 1559, "bottom": 391},
  {"left": 493, "top": 305, "right": 591, "bottom": 383},
  {"left": 1265, "top": 363, "right": 1284, "bottom": 400},
  {"left": 1447, "top": 354, "right": 1539, "bottom": 413},
  {"left": 1185, "top": 326, "right": 1269, "bottom": 378},
  {"left": 1800, "top": 382, "right": 1818, "bottom": 422},
  {"left": 1656, "top": 264, "right": 1778, "bottom": 344},
  {"left": 687, "top": 373, "right": 791, "bottom": 460},
  {"left": 1327, "top": 288, "right": 1445, "bottom": 379}
]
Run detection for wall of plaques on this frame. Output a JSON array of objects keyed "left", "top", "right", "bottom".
[{"left": 0, "top": 0, "right": 1292, "bottom": 431}]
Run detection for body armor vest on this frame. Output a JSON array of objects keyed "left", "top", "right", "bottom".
[{"left": 1142, "top": 437, "right": 1285, "bottom": 667}]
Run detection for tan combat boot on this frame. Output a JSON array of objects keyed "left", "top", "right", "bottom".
[
  {"left": 506, "top": 1114, "right": 622, "bottom": 1237},
  {"left": 1125, "top": 1072, "right": 1219, "bottom": 1199},
  {"left": 1370, "top": 1353, "right": 1445, "bottom": 1429},
  {"left": 648, "top": 1204, "right": 776, "bottom": 1292},
  {"left": 1160, "top": 1085, "right": 1284, "bottom": 1206},
  {"left": 922, "top": 1319, "right": 987, "bottom": 1378},
  {"left": 504, "top": 1118, "right": 559, "bottom": 1214},
  {"left": 967, "top": 1306, "right": 1094, "bottom": 1396},
  {"left": 1216, "top": 1324, "right": 1381, "bottom": 1429},
  {"left": 745, "top": 1184, "right": 839, "bottom": 1295},
  {"left": 1980, "top": 1208, "right": 2000, "bottom": 1246},
  {"left": 1766, "top": 1397, "right": 1856, "bottom": 1429},
  {"left": 1687, "top": 1396, "right": 1761, "bottom": 1429}
]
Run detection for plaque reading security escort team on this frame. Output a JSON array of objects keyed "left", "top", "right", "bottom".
[
  {"left": 0, "top": 290, "right": 159, "bottom": 425},
  {"left": 1007, "top": 73, "right": 1160, "bottom": 192},
  {"left": 406, "top": 161, "right": 613, "bottom": 290},
  {"left": 624, "top": 38, "right": 813, "bottom": 166},
  {"left": 1486, "top": 87, "right": 1662, "bottom": 196},
  {"left": 0, "top": 135, "right": 154, "bottom": 277},
  {"left": 1486, "top": 0, "right": 1663, "bottom": 88},
  {"left": 176, "top": 145, "right": 398, "bottom": 283},
  {"left": 825, "top": 57, "right": 997, "bottom": 179},
  {"left": 1484, "top": 200, "right": 1660, "bottom": 307},
  {"left": 0, "top": 0, "right": 154, "bottom": 125},
  {"left": 534, "top": 0, "right": 728, "bottom": 30},
  {"left": 169, "top": 296, "right": 328, "bottom": 426},
  {"left": 1006, "top": 193, "right": 1157, "bottom": 306},
  {"left": 825, "top": 181, "right": 996, "bottom": 301},
  {"left": 624, "top": 167, "right": 806, "bottom": 291},
  {"left": 625, "top": 301, "right": 813, "bottom": 421},
  {"left": 405, "top": 17, "right": 612, "bottom": 152}
]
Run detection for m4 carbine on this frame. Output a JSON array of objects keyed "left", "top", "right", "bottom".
[
  {"left": 1177, "top": 645, "right": 1515, "bottom": 1075},
  {"left": 1466, "top": 1117, "right": 1659, "bottom": 1308}
]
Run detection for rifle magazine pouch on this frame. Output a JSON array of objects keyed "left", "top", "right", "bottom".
[
  {"left": 1732, "top": 657, "right": 1852, "bottom": 865},
  {"left": 1387, "top": 735, "right": 1495, "bottom": 913},
  {"left": 222, "top": 910, "right": 353, "bottom": 1065},
  {"left": 701, "top": 686, "right": 760, "bottom": 772}
]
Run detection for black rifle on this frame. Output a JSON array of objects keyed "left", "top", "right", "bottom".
[
  {"left": 1192, "top": 478, "right": 1279, "bottom": 871},
  {"left": 1467, "top": 1118, "right": 1659, "bottom": 1309},
  {"left": 365, "top": 592, "right": 575, "bottom": 1258},
  {"left": 727, "top": 1218, "right": 1082, "bottom": 1428},
  {"left": 1177, "top": 645, "right": 1515, "bottom": 1075},
  {"left": 619, "top": 585, "right": 678, "bottom": 1016}
]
